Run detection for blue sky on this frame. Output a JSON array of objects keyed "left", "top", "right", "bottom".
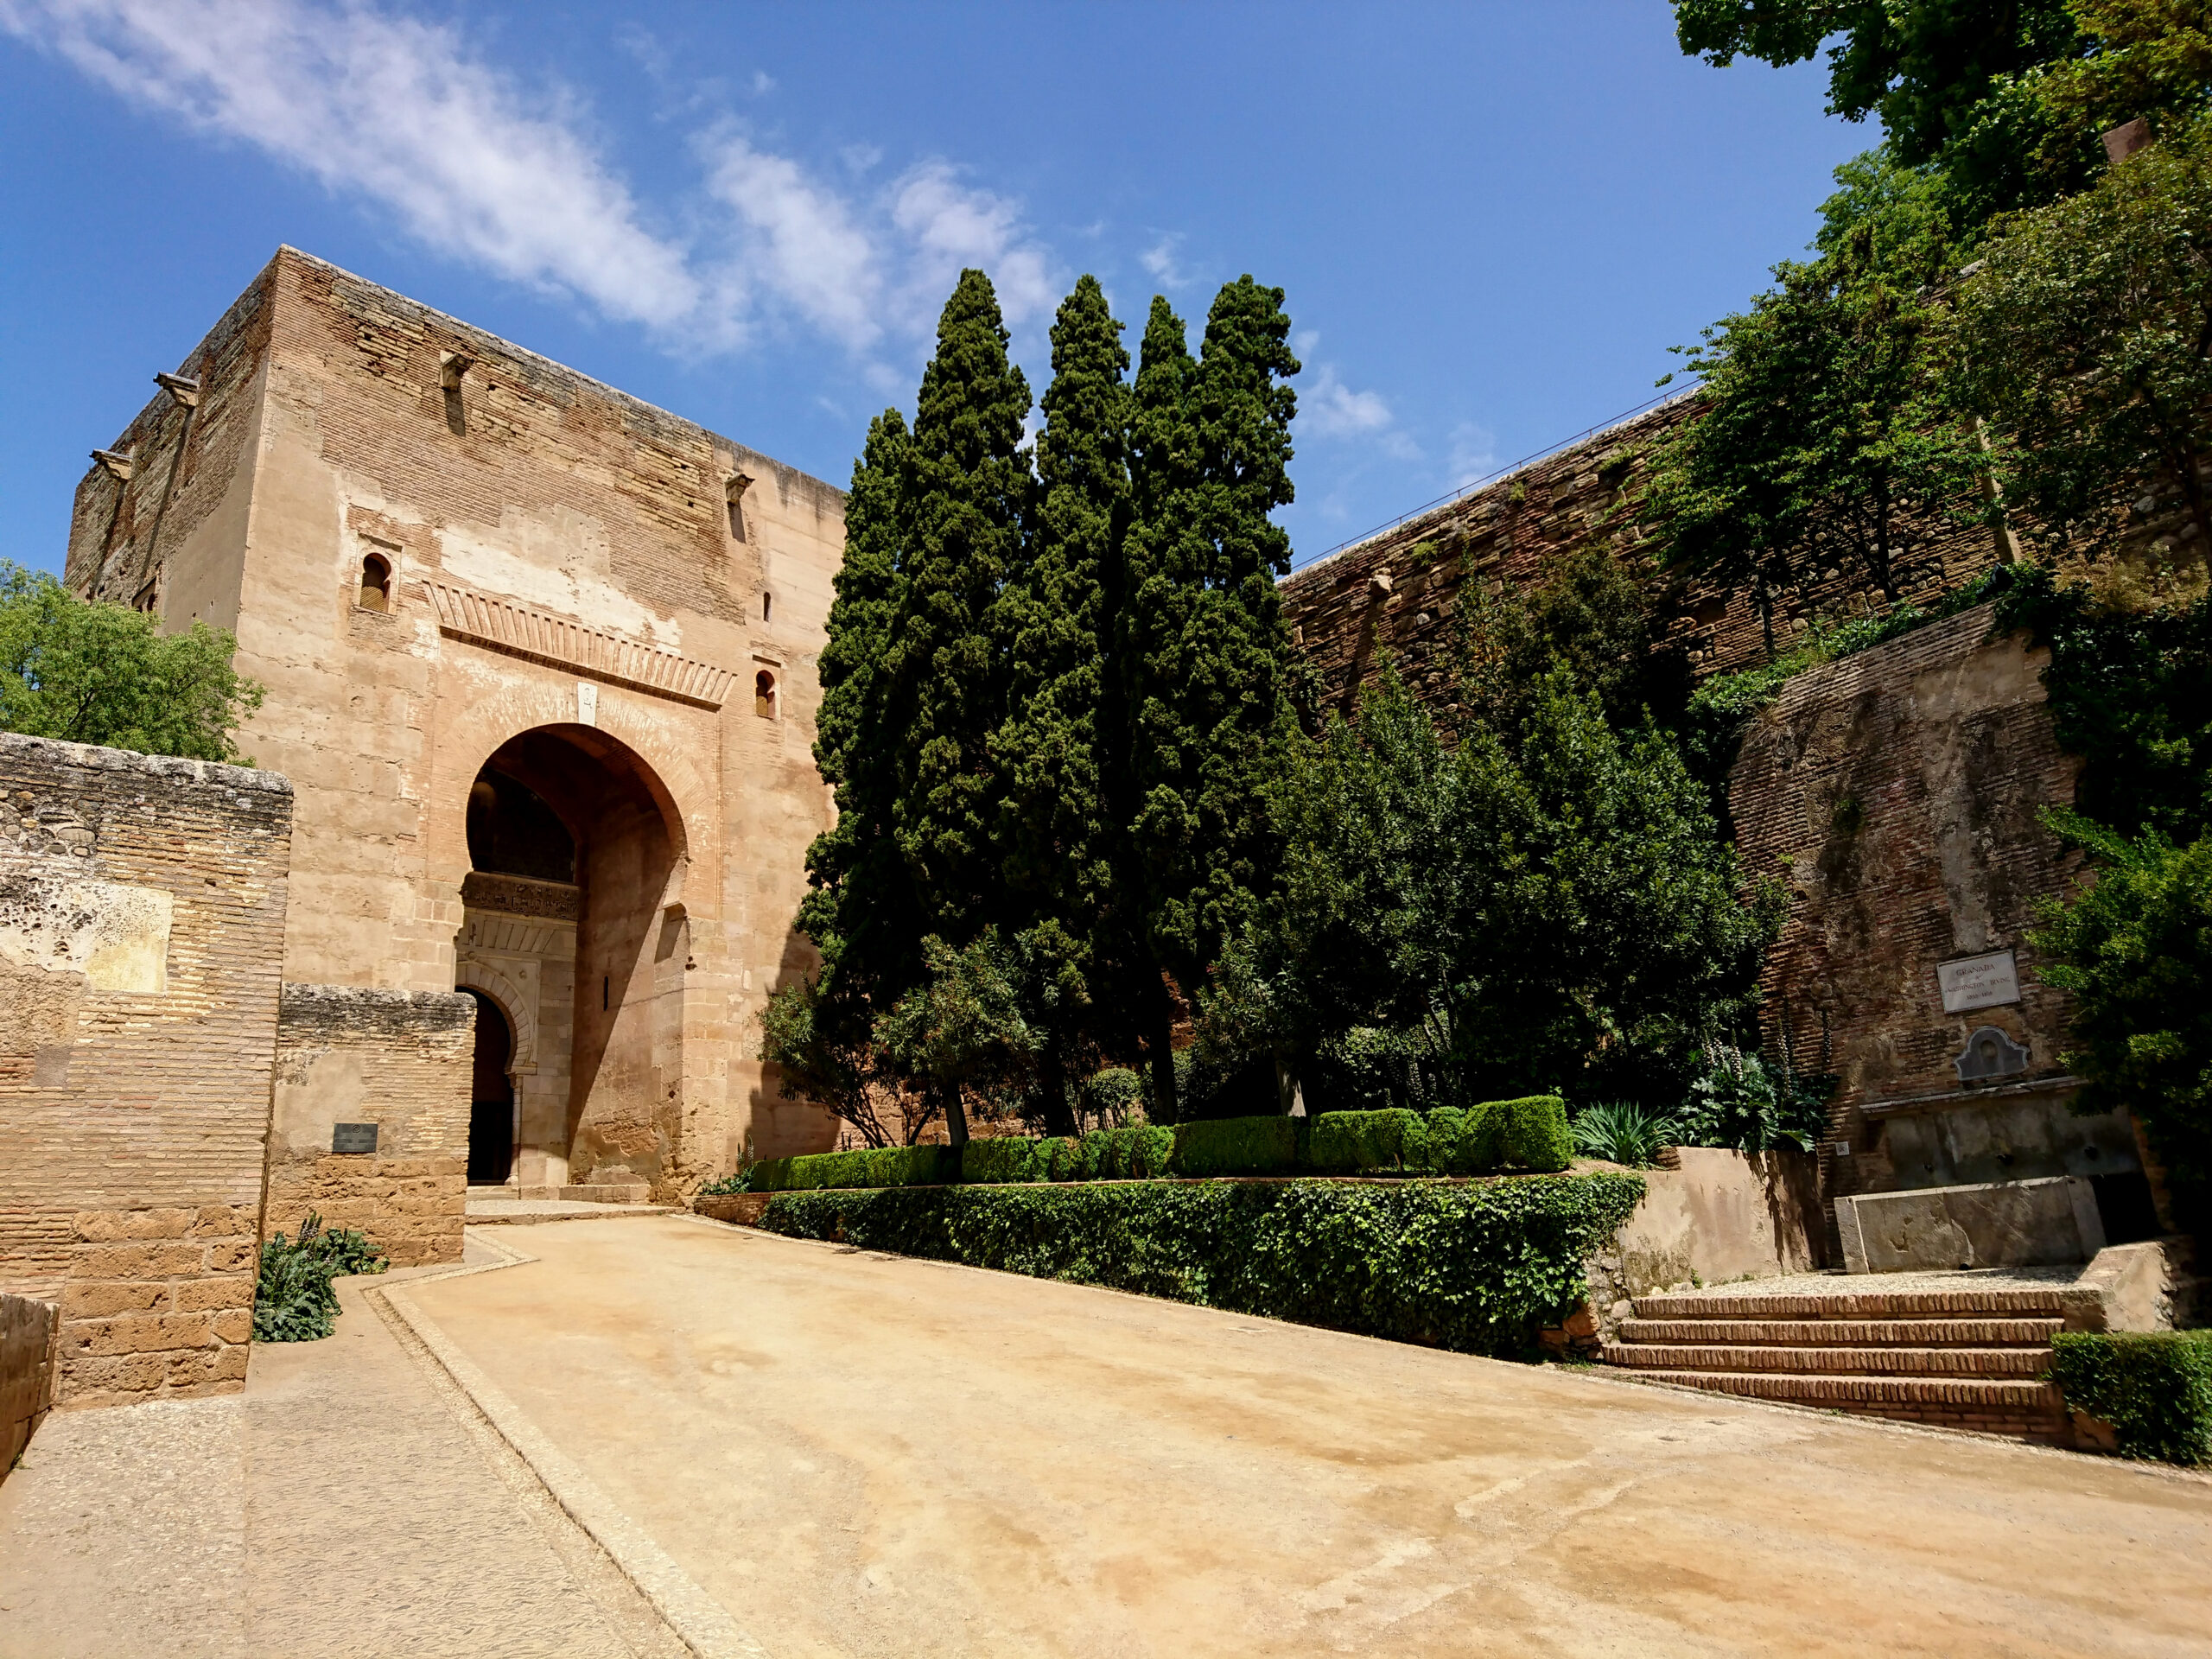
[{"left": 0, "top": 2, "right": 1861, "bottom": 578}]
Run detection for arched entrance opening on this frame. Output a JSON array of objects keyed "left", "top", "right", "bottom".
[
  {"left": 463, "top": 988, "right": 516, "bottom": 1185},
  {"left": 455, "top": 723, "right": 687, "bottom": 1197}
]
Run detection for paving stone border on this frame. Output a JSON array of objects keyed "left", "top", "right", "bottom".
[{"left": 368, "top": 1232, "right": 769, "bottom": 1659}]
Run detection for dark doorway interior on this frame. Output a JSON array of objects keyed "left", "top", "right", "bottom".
[{"left": 464, "top": 988, "right": 515, "bottom": 1185}]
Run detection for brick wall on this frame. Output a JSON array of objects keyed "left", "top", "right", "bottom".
[
  {"left": 1280, "top": 393, "right": 2011, "bottom": 715},
  {"left": 267, "top": 985, "right": 474, "bottom": 1267},
  {"left": 0, "top": 734, "right": 292, "bottom": 1408},
  {"left": 1726, "top": 606, "right": 2086, "bottom": 1210}
]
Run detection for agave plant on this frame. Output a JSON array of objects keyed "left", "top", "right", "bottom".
[{"left": 1569, "top": 1100, "right": 1681, "bottom": 1168}]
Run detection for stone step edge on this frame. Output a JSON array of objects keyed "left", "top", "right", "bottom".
[
  {"left": 1630, "top": 1288, "right": 2088, "bottom": 1320},
  {"left": 1601, "top": 1344, "right": 2050, "bottom": 1376},
  {"left": 1617, "top": 1319, "right": 2062, "bottom": 1347},
  {"left": 1628, "top": 1370, "right": 2066, "bottom": 1409}
]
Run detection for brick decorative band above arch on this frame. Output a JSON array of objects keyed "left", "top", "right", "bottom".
[{"left": 422, "top": 581, "right": 734, "bottom": 709}]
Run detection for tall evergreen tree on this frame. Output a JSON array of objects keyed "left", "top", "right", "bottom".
[
  {"left": 1119, "top": 279, "right": 1302, "bottom": 1119},
  {"left": 799, "top": 409, "right": 917, "bottom": 1001},
  {"left": 880, "top": 268, "right": 1033, "bottom": 1140},
  {"left": 991, "top": 275, "right": 1133, "bottom": 1131}
]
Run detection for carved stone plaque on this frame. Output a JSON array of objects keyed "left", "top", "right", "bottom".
[
  {"left": 1937, "top": 949, "right": 2021, "bottom": 1014},
  {"left": 332, "top": 1122, "right": 379, "bottom": 1155}
]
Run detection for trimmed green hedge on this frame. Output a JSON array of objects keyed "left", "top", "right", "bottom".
[
  {"left": 747, "top": 1143, "right": 961, "bottom": 1193},
  {"left": 741, "top": 1098, "right": 1572, "bottom": 1192},
  {"left": 756, "top": 1173, "right": 1645, "bottom": 1356},
  {"left": 2048, "top": 1330, "right": 2212, "bottom": 1465}
]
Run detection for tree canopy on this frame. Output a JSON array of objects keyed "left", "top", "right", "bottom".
[{"left": 0, "top": 563, "right": 264, "bottom": 762}]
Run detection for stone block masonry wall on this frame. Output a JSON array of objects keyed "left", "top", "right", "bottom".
[
  {"left": 0, "top": 734, "right": 292, "bottom": 1408},
  {"left": 267, "top": 985, "right": 475, "bottom": 1267},
  {"left": 1280, "top": 394, "right": 2009, "bottom": 715}
]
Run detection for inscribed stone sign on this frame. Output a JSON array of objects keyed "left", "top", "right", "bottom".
[
  {"left": 1937, "top": 950, "right": 2021, "bottom": 1014},
  {"left": 332, "top": 1122, "right": 378, "bottom": 1155}
]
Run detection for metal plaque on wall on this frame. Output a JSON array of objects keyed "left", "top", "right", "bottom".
[
  {"left": 1936, "top": 950, "right": 2022, "bottom": 1014},
  {"left": 331, "top": 1122, "right": 379, "bottom": 1155}
]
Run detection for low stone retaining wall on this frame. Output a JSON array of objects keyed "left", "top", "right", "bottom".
[
  {"left": 694, "top": 1192, "right": 772, "bottom": 1226},
  {"left": 2, "top": 1293, "right": 58, "bottom": 1478},
  {"left": 1836, "top": 1174, "right": 2106, "bottom": 1274},
  {"left": 1574, "top": 1148, "right": 1827, "bottom": 1346}
]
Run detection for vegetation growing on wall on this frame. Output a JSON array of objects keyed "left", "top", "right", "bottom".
[{"left": 755, "top": 1172, "right": 1647, "bottom": 1358}]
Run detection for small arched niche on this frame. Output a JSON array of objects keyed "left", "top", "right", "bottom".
[
  {"left": 358, "top": 551, "right": 392, "bottom": 612},
  {"left": 754, "top": 669, "right": 777, "bottom": 719}
]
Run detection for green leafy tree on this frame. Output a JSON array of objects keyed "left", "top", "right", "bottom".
[
  {"left": 1648, "top": 167, "right": 1989, "bottom": 645},
  {"left": 2031, "top": 814, "right": 2212, "bottom": 1223},
  {"left": 1206, "top": 668, "right": 1779, "bottom": 1110},
  {"left": 0, "top": 563, "right": 264, "bottom": 761},
  {"left": 1673, "top": 1, "right": 2082, "bottom": 180},
  {"left": 874, "top": 929, "right": 1046, "bottom": 1135},
  {"left": 1119, "top": 281, "right": 1302, "bottom": 1119},
  {"left": 1956, "top": 116, "right": 2212, "bottom": 560}
]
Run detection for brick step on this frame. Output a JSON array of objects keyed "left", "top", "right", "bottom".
[
  {"left": 1602, "top": 1343, "right": 2050, "bottom": 1378},
  {"left": 1633, "top": 1369, "right": 2067, "bottom": 1416},
  {"left": 1630, "top": 1287, "right": 2080, "bottom": 1321},
  {"left": 1618, "top": 1317, "right": 2062, "bottom": 1348}
]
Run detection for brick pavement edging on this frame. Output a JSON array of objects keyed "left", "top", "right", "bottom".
[{"left": 365, "top": 1234, "right": 769, "bottom": 1659}]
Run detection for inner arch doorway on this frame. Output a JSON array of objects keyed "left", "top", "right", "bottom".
[
  {"left": 454, "top": 723, "right": 687, "bottom": 1198},
  {"left": 462, "top": 988, "right": 516, "bottom": 1185}
]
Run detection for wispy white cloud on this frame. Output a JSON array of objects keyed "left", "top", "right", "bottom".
[
  {"left": 890, "top": 162, "right": 1055, "bottom": 331},
  {"left": 1140, "top": 233, "right": 1192, "bottom": 289},
  {"left": 701, "top": 130, "right": 881, "bottom": 351},
  {"left": 1291, "top": 330, "right": 1410, "bottom": 458},
  {"left": 0, "top": 0, "right": 702, "bottom": 330},
  {"left": 0, "top": 0, "right": 1062, "bottom": 372},
  {"left": 1446, "top": 420, "right": 1500, "bottom": 487}
]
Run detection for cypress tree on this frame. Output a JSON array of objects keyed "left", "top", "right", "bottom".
[
  {"left": 992, "top": 275, "right": 1135, "bottom": 1132},
  {"left": 881, "top": 268, "right": 1033, "bottom": 1141},
  {"left": 798, "top": 409, "right": 917, "bottom": 1003},
  {"left": 1119, "top": 279, "right": 1302, "bottom": 1119}
]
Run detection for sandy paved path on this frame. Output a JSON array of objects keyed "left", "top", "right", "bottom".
[
  {"left": 0, "top": 1243, "right": 683, "bottom": 1659},
  {"left": 402, "top": 1216, "right": 2212, "bottom": 1659}
]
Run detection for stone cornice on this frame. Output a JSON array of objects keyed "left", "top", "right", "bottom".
[{"left": 423, "top": 580, "right": 734, "bottom": 709}]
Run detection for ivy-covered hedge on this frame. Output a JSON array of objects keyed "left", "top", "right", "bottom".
[
  {"left": 2048, "top": 1330, "right": 2212, "bottom": 1465},
  {"left": 739, "top": 1098, "right": 1573, "bottom": 1192},
  {"left": 756, "top": 1172, "right": 1645, "bottom": 1357}
]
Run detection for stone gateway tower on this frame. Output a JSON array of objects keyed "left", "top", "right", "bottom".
[{"left": 66, "top": 248, "right": 846, "bottom": 1257}]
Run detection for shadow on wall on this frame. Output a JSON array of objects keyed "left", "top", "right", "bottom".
[
  {"left": 1584, "top": 1147, "right": 1828, "bottom": 1333},
  {"left": 745, "top": 926, "right": 838, "bottom": 1165}
]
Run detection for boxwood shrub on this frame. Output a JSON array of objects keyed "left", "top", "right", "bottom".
[
  {"left": 741, "top": 1097, "right": 1572, "bottom": 1192},
  {"left": 747, "top": 1143, "right": 961, "bottom": 1193},
  {"left": 755, "top": 1172, "right": 1644, "bottom": 1357},
  {"left": 2048, "top": 1330, "right": 2212, "bottom": 1465}
]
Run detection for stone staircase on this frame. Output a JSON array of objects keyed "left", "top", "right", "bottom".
[{"left": 1602, "top": 1281, "right": 2083, "bottom": 1442}]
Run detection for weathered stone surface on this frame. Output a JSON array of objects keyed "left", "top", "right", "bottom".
[
  {"left": 0, "top": 733, "right": 291, "bottom": 1408},
  {"left": 67, "top": 246, "right": 852, "bottom": 1223},
  {"left": 0, "top": 1293, "right": 56, "bottom": 1481},
  {"left": 1836, "top": 1175, "right": 2106, "bottom": 1274}
]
